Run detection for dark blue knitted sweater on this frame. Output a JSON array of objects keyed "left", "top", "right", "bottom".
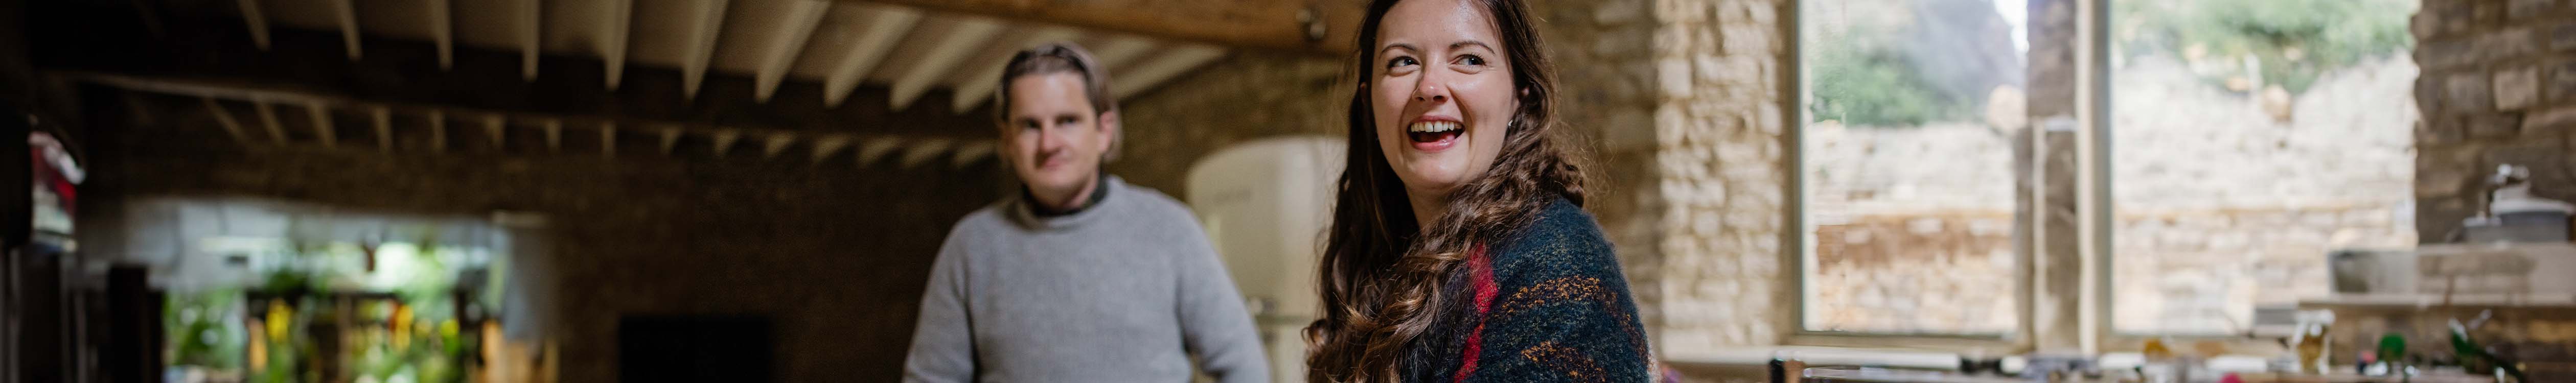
[{"left": 1406, "top": 197, "right": 1650, "bottom": 382}]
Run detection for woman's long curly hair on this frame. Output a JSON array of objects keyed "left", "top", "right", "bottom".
[{"left": 1303, "top": 0, "right": 1590, "bottom": 381}]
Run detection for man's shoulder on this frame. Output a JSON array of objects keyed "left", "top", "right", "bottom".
[
  {"left": 942, "top": 201, "right": 1018, "bottom": 242},
  {"left": 1108, "top": 178, "right": 1201, "bottom": 223}
]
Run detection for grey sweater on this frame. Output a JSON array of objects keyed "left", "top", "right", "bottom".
[{"left": 903, "top": 176, "right": 1269, "bottom": 383}]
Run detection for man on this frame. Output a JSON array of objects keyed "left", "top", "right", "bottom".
[{"left": 902, "top": 43, "right": 1268, "bottom": 382}]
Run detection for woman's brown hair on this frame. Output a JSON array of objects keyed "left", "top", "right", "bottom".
[{"left": 1302, "top": 0, "right": 1590, "bottom": 381}]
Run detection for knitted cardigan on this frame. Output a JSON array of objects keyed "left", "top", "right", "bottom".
[{"left": 1404, "top": 197, "right": 1651, "bottom": 383}]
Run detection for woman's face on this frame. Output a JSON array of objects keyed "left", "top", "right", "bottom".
[{"left": 1371, "top": 0, "right": 1514, "bottom": 206}]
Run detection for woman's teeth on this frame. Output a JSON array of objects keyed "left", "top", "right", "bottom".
[{"left": 1407, "top": 121, "right": 1462, "bottom": 143}]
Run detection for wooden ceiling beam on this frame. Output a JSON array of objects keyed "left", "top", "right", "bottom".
[
  {"left": 889, "top": 18, "right": 1003, "bottom": 111},
  {"left": 330, "top": 0, "right": 359, "bottom": 60},
  {"left": 755, "top": 1, "right": 832, "bottom": 103},
  {"left": 822, "top": 7, "right": 921, "bottom": 108},
  {"left": 198, "top": 97, "right": 254, "bottom": 146},
  {"left": 429, "top": 0, "right": 452, "bottom": 69},
  {"left": 948, "top": 27, "right": 1079, "bottom": 113},
  {"left": 602, "top": 0, "right": 633, "bottom": 90},
  {"left": 520, "top": 0, "right": 541, "bottom": 80},
  {"left": 835, "top": 0, "right": 1357, "bottom": 56},
  {"left": 681, "top": 0, "right": 732, "bottom": 101},
  {"left": 251, "top": 97, "right": 286, "bottom": 144},
  {"left": 235, "top": 0, "right": 270, "bottom": 50},
  {"left": 1112, "top": 45, "right": 1228, "bottom": 99}
]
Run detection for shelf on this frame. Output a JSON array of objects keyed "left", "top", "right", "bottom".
[{"left": 2299, "top": 293, "right": 2576, "bottom": 310}]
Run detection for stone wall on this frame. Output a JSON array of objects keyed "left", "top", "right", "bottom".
[
  {"left": 2412, "top": 0, "right": 2576, "bottom": 241},
  {"left": 1650, "top": 0, "right": 1799, "bottom": 352}
]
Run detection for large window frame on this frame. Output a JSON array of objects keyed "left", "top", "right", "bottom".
[{"left": 1787, "top": 0, "right": 2322, "bottom": 353}]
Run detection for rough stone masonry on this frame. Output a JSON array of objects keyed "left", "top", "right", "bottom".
[{"left": 2414, "top": 0, "right": 2576, "bottom": 241}]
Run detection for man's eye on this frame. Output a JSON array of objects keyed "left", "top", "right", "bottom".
[{"left": 1387, "top": 57, "right": 1418, "bottom": 68}]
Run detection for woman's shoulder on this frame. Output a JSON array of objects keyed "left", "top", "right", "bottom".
[{"left": 1488, "top": 197, "right": 1620, "bottom": 284}]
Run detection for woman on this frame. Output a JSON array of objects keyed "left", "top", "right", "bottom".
[{"left": 1303, "top": 0, "right": 1648, "bottom": 381}]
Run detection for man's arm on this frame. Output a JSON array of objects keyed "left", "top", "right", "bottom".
[
  {"left": 1174, "top": 229, "right": 1271, "bottom": 383},
  {"left": 902, "top": 236, "right": 976, "bottom": 383}
]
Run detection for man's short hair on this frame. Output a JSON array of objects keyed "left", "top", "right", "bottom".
[{"left": 993, "top": 42, "right": 1118, "bottom": 160}]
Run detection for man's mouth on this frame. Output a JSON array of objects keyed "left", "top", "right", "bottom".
[{"left": 1407, "top": 121, "right": 1462, "bottom": 143}]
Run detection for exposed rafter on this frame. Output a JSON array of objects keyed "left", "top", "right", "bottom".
[
  {"left": 949, "top": 141, "right": 995, "bottom": 169},
  {"left": 599, "top": 121, "right": 616, "bottom": 158},
  {"left": 482, "top": 114, "right": 506, "bottom": 148},
  {"left": 809, "top": 134, "right": 850, "bottom": 163},
  {"left": 950, "top": 27, "right": 1080, "bottom": 113},
  {"left": 427, "top": 109, "right": 447, "bottom": 152},
  {"left": 329, "top": 0, "right": 360, "bottom": 60},
  {"left": 1086, "top": 36, "right": 1158, "bottom": 75},
  {"left": 236, "top": 0, "right": 270, "bottom": 50},
  {"left": 252, "top": 97, "right": 286, "bottom": 144},
  {"left": 890, "top": 18, "right": 1004, "bottom": 111},
  {"left": 428, "top": 0, "right": 452, "bottom": 69},
  {"left": 681, "top": 0, "right": 733, "bottom": 100},
  {"left": 657, "top": 125, "right": 681, "bottom": 155},
  {"left": 709, "top": 129, "right": 742, "bottom": 157},
  {"left": 601, "top": 0, "right": 633, "bottom": 90},
  {"left": 519, "top": 0, "right": 541, "bottom": 81},
  {"left": 836, "top": 0, "right": 1358, "bottom": 56},
  {"left": 306, "top": 101, "right": 337, "bottom": 148},
  {"left": 542, "top": 118, "right": 562, "bottom": 152},
  {"left": 199, "top": 97, "right": 253, "bottom": 146},
  {"left": 755, "top": 0, "right": 832, "bottom": 103},
  {"left": 371, "top": 106, "right": 392, "bottom": 153},
  {"left": 1112, "top": 44, "right": 1228, "bottom": 98},
  {"left": 899, "top": 138, "right": 952, "bottom": 168},
  {"left": 822, "top": 7, "right": 922, "bottom": 107},
  {"left": 855, "top": 137, "right": 902, "bottom": 166},
  {"left": 760, "top": 132, "right": 796, "bottom": 159}
]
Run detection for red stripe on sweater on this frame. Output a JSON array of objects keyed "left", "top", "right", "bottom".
[{"left": 1454, "top": 245, "right": 1496, "bottom": 383}]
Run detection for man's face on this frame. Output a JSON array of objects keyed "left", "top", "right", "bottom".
[{"left": 1000, "top": 72, "right": 1117, "bottom": 208}]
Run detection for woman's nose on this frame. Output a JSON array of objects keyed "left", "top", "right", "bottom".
[{"left": 1413, "top": 77, "right": 1448, "bottom": 103}]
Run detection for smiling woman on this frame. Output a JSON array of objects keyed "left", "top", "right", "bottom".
[{"left": 1303, "top": 0, "right": 1647, "bottom": 381}]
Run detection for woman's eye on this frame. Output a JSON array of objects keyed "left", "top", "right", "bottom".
[
  {"left": 1386, "top": 56, "right": 1418, "bottom": 68},
  {"left": 1456, "top": 55, "right": 1486, "bottom": 66}
]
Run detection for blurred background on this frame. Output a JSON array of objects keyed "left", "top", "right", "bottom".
[{"left": 0, "top": 0, "right": 2569, "bottom": 382}]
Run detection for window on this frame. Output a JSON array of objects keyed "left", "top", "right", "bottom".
[
  {"left": 1798, "top": 0, "right": 2029, "bottom": 334},
  {"left": 1795, "top": 0, "right": 2421, "bottom": 340},
  {"left": 2105, "top": 0, "right": 2418, "bottom": 334}
]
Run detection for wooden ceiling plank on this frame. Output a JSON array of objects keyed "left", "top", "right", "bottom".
[
  {"left": 602, "top": 0, "right": 633, "bottom": 90},
  {"left": 331, "top": 0, "right": 361, "bottom": 60},
  {"left": 681, "top": 0, "right": 733, "bottom": 101},
  {"left": 252, "top": 97, "right": 287, "bottom": 144},
  {"left": 755, "top": 1, "right": 832, "bottom": 103},
  {"left": 832, "top": 0, "right": 1357, "bottom": 56},
  {"left": 822, "top": 7, "right": 921, "bottom": 107},
  {"left": 237, "top": 0, "right": 270, "bottom": 50},
  {"left": 948, "top": 27, "right": 1079, "bottom": 113},
  {"left": 371, "top": 106, "right": 392, "bottom": 153},
  {"left": 199, "top": 97, "right": 254, "bottom": 146},
  {"left": 429, "top": 0, "right": 452, "bottom": 69},
  {"left": 520, "top": 0, "right": 541, "bottom": 80},
  {"left": 306, "top": 101, "right": 337, "bottom": 148},
  {"left": 1112, "top": 45, "right": 1228, "bottom": 99},
  {"left": 428, "top": 109, "right": 447, "bottom": 152},
  {"left": 483, "top": 114, "right": 506, "bottom": 148},
  {"left": 889, "top": 18, "right": 1003, "bottom": 111}
]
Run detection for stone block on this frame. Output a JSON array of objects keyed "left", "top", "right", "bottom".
[
  {"left": 2451, "top": 71, "right": 2494, "bottom": 112},
  {"left": 2511, "top": 0, "right": 2557, "bottom": 19},
  {"left": 2420, "top": 38, "right": 2479, "bottom": 70},
  {"left": 2419, "top": 73, "right": 2448, "bottom": 115},
  {"left": 2555, "top": 60, "right": 2576, "bottom": 102},
  {"left": 2422, "top": 118, "right": 2465, "bottom": 146},
  {"left": 2479, "top": 28, "right": 2537, "bottom": 61},
  {"left": 2496, "top": 66, "right": 2541, "bottom": 111},
  {"left": 2555, "top": 22, "right": 2576, "bottom": 52},
  {"left": 2528, "top": 107, "right": 2576, "bottom": 136},
  {"left": 2467, "top": 113, "right": 2525, "bottom": 140}
]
